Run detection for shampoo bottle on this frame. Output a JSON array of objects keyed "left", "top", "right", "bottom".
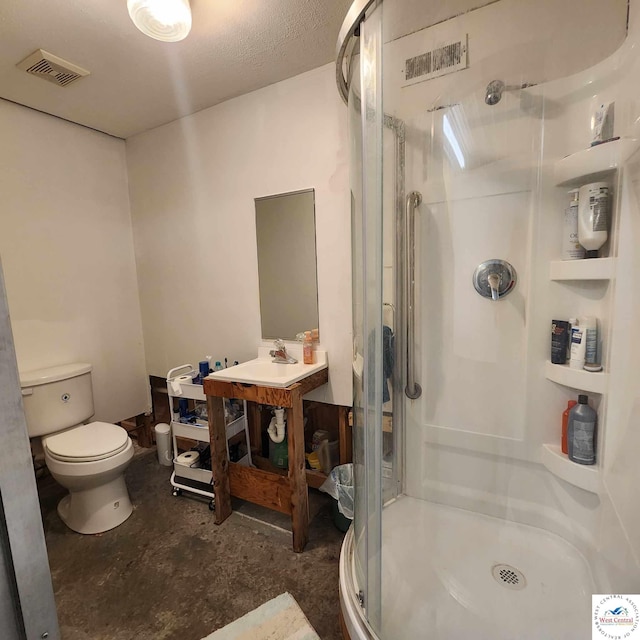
[
  {"left": 578, "top": 182, "right": 609, "bottom": 258},
  {"left": 562, "top": 190, "right": 584, "bottom": 260},
  {"left": 567, "top": 395, "right": 597, "bottom": 465}
]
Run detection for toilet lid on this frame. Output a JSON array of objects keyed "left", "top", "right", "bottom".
[{"left": 44, "top": 422, "right": 130, "bottom": 462}]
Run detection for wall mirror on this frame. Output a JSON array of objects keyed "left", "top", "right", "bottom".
[{"left": 255, "top": 189, "right": 319, "bottom": 341}]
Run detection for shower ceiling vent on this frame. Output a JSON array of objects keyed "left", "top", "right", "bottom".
[
  {"left": 403, "top": 35, "right": 468, "bottom": 88},
  {"left": 16, "top": 49, "right": 90, "bottom": 87}
]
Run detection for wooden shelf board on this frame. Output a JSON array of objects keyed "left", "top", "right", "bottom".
[
  {"left": 348, "top": 410, "right": 394, "bottom": 433},
  {"left": 306, "top": 469, "right": 328, "bottom": 490}
]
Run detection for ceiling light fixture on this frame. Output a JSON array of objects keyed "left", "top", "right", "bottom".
[{"left": 127, "top": 0, "right": 192, "bottom": 42}]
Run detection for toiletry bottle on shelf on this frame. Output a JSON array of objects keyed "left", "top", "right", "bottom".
[
  {"left": 591, "top": 102, "right": 615, "bottom": 146},
  {"left": 567, "top": 318, "right": 577, "bottom": 364},
  {"left": 303, "top": 331, "right": 314, "bottom": 364},
  {"left": 578, "top": 182, "right": 609, "bottom": 258},
  {"left": 567, "top": 395, "right": 597, "bottom": 465},
  {"left": 562, "top": 190, "right": 584, "bottom": 260},
  {"left": 214, "top": 361, "right": 223, "bottom": 372},
  {"left": 570, "top": 319, "right": 585, "bottom": 370},
  {"left": 179, "top": 398, "right": 189, "bottom": 423},
  {"left": 561, "top": 400, "right": 577, "bottom": 454},
  {"left": 551, "top": 320, "right": 570, "bottom": 364},
  {"left": 198, "top": 360, "right": 210, "bottom": 383},
  {"left": 582, "top": 316, "right": 601, "bottom": 371}
]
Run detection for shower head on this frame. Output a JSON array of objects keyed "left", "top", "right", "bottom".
[
  {"left": 485, "top": 80, "right": 505, "bottom": 106},
  {"left": 484, "top": 80, "right": 536, "bottom": 106}
]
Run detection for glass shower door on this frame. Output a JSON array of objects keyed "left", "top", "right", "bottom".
[
  {"left": 342, "top": 0, "right": 635, "bottom": 638},
  {"left": 350, "top": 0, "right": 385, "bottom": 634}
]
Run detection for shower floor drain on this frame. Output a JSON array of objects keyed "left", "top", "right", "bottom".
[{"left": 491, "top": 564, "right": 527, "bottom": 590}]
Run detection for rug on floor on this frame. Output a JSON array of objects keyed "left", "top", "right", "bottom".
[{"left": 201, "top": 592, "right": 320, "bottom": 640}]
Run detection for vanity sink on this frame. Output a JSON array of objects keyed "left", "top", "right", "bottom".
[{"left": 207, "top": 347, "right": 327, "bottom": 388}]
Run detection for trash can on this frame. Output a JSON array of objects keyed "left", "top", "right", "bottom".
[
  {"left": 155, "top": 423, "right": 172, "bottom": 467},
  {"left": 320, "top": 463, "right": 354, "bottom": 533}
]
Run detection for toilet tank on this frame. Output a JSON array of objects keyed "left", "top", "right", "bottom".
[{"left": 20, "top": 363, "right": 94, "bottom": 437}]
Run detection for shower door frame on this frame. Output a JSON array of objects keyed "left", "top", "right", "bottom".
[
  {"left": 345, "top": 0, "right": 410, "bottom": 635},
  {"left": 0, "top": 260, "right": 60, "bottom": 639}
]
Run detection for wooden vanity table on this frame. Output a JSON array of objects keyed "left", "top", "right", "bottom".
[{"left": 204, "top": 368, "right": 329, "bottom": 552}]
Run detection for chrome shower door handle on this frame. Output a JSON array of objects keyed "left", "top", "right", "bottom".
[{"left": 405, "top": 191, "right": 422, "bottom": 400}]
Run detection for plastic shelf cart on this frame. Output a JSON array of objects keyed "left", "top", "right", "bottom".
[{"left": 166, "top": 364, "right": 252, "bottom": 510}]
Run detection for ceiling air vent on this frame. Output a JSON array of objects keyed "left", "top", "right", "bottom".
[
  {"left": 403, "top": 35, "right": 468, "bottom": 87},
  {"left": 16, "top": 49, "right": 90, "bottom": 87}
]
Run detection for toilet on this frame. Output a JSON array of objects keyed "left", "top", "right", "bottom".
[{"left": 20, "top": 362, "right": 134, "bottom": 534}]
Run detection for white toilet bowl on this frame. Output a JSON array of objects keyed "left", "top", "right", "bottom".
[{"left": 43, "top": 422, "right": 134, "bottom": 534}]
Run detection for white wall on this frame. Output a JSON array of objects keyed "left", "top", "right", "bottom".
[
  {"left": 126, "top": 63, "right": 352, "bottom": 406},
  {"left": 0, "top": 99, "right": 149, "bottom": 424}
]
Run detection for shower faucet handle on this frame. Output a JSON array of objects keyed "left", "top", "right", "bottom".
[
  {"left": 487, "top": 273, "right": 501, "bottom": 301},
  {"left": 473, "top": 259, "right": 517, "bottom": 301}
]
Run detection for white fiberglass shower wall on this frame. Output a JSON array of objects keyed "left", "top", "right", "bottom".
[{"left": 339, "top": 0, "right": 640, "bottom": 638}]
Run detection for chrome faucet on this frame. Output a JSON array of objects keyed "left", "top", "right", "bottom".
[{"left": 269, "top": 339, "right": 298, "bottom": 364}]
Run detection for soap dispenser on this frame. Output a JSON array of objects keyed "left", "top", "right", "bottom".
[{"left": 303, "top": 331, "right": 314, "bottom": 364}]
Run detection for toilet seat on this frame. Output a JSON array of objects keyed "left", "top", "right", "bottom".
[{"left": 44, "top": 422, "right": 130, "bottom": 463}]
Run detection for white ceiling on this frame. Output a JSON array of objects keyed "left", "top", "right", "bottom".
[{"left": 0, "top": 0, "right": 353, "bottom": 139}]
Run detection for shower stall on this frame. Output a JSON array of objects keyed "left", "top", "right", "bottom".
[{"left": 337, "top": 1, "right": 640, "bottom": 638}]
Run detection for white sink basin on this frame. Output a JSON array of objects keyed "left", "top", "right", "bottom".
[{"left": 207, "top": 347, "right": 327, "bottom": 388}]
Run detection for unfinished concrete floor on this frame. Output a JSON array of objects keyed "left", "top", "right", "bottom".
[{"left": 38, "top": 447, "right": 345, "bottom": 640}]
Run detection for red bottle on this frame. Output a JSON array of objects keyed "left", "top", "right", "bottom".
[{"left": 562, "top": 400, "right": 578, "bottom": 454}]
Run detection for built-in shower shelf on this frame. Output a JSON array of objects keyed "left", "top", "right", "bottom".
[
  {"left": 549, "top": 257, "right": 615, "bottom": 281},
  {"left": 541, "top": 444, "right": 601, "bottom": 494},
  {"left": 545, "top": 361, "right": 608, "bottom": 394},
  {"left": 554, "top": 137, "right": 639, "bottom": 186}
]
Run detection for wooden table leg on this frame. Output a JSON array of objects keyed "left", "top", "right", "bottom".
[
  {"left": 288, "top": 387, "right": 309, "bottom": 552},
  {"left": 207, "top": 395, "right": 232, "bottom": 524},
  {"left": 338, "top": 406, "right": 352, "bottom": 464},
  {"left": 247, "top": 401, "right": 262, "bottom": 455}
]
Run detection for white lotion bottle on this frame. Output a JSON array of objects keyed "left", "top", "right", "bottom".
[
  {"left": 570, "top": 319, "right": 586, "bottom": 370},
  {"left": 567, "top": 317, "right": 577, "bottom": 363},
  {"left": 578, "top": 182, "right": 609, "bottom": 258},
  {"left": 563, "top": 189, "right": 584, "bottom": 260}
]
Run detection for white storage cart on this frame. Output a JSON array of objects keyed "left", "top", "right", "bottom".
[{"left": 166, "top": 364, "right": 252, "bottom": 510}]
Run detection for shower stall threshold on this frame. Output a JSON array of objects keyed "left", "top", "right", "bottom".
[{"left": 340, "top": 496, "right": 595, "bottom": 640}]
